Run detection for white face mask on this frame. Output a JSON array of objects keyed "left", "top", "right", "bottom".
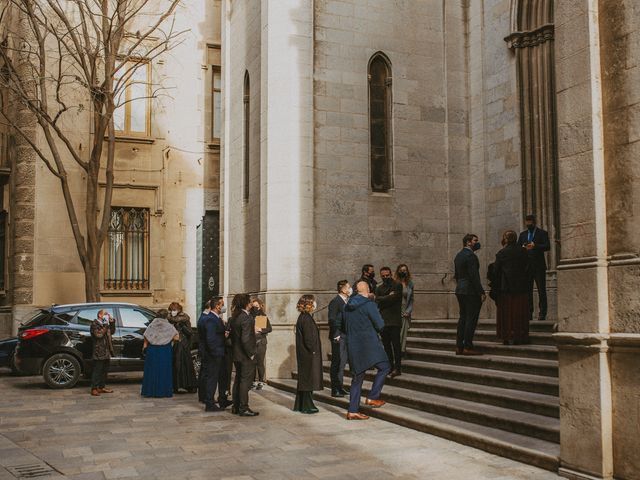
[
  {"left": 346, "top": 287, "right": 353, "bottom": 296},
  {"left": 170, "top": 310, "right": 178, "bottom": 317},
  {"left": 312, "top": 302, "right": 317, "bottom": 311},
  {"left": 219, "top": 306, "right": 227, "bottom": 314}
]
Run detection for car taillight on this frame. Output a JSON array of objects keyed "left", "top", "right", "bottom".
[{"left": 19, "top": 328, "right": 49, "bottom": 340}]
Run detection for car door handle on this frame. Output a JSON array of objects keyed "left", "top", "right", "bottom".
[{"left": 122, "top": 335, "right": 137, "bottom": 339}]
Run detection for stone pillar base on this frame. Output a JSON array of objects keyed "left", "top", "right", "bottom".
[{"left": 559, "top": 467, "right": 613, "bottom": 480}]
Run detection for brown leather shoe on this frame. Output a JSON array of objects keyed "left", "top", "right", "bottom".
[
  {"left": 364, "top": 398, "right": 386, "bottom": 408},
  {"left": 99, "top": 388, "right": 114, "bottom": 393},
  {"left": 462, "top": 348, "right": 483, "bottom": 356},
  {"left": 455, "top": 347, "right": 463, "bottom": 355},
  {"left": 346, "top": 412, "right": 369, "bottom": 420},
  {"left": 388, "top": 370, "right": 401, "bottom": 379},
  {"left": 91, "top": 388, "right": 100, "bottom": 396}
]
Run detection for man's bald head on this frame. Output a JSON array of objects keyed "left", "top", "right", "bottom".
[{"left": 355, "top": 280, "right": 370, "bottom": 296}]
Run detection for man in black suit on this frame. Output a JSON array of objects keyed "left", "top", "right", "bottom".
[
  {"left": 328, "top": 280, "right": 350, "bottom": 397},
  {"left": 355, "top": 264, "right": 377, "bottom": 299},
  {"left": 197, "top": 297, "right": 227, "bottom": 412},
  {"left": 454, "top": 233, "right": 486, "bottom": 356},
  {"left": 229, "top": 293, "right": 259, "bottom": 416},
  {"left": 376, "top": 267, "right": 403, "bottom": 377},
  {"left": 517, "top": 214, "right": 551, "bottom": 320}
]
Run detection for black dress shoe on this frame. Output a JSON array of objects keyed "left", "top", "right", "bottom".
[
  {"left": 231, "top": 406, "right": 239, "bottom": 415},
  {"left": 238, "top": 409, "right": 259, "bottom": 417},
  {"left": 331, "top": 390, "right": 345, "bottom": 398},
  {"left": 218, "top": 399, "right": 231, "bottom": 410},
  {"left": 301, "top": 407, "right": 319, "bottom": 414},
  {"left": 205, "top": 405, "right": 222, "bottom": 412}
]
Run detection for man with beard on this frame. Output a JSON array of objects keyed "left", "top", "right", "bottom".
[{"left": 376, "top": 267, "right": 403, "bottom": 378}]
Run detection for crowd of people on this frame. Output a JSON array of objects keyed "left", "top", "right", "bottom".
[{"left": 86, "top": 214, "right": 548, "bottom": 420}]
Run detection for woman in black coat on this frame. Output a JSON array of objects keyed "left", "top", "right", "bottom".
[
  {"left": 494, "top": 230, "right": 531, "bottom": 344},
  {"left": 293, "top": 294, "right": 323, "bottom": 414}
]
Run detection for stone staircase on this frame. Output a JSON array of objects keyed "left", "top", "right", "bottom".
[{"left": 269, "top": 318, "right": 560, "bottom": 472}]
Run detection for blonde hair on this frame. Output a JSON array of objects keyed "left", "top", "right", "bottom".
[{"left": 296, "top": 295, "right": 315, "bottom": 313}]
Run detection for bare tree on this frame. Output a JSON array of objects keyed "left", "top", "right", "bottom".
[{"left": 0, "top": 0, "right": 184, "bottom": 301}]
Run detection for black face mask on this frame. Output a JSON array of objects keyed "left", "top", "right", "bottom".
[
  {"left": 398, "top": 271, "right": 407, "bottom": 279},
  {"left": 527, "top": 225, "right": 536, "bottom": 232},
  {"left": 251, "top": 307, "right": 260, "bottom": 314},
  {"left": 383, "top": 277, "right": 392, "bottom": 285}
]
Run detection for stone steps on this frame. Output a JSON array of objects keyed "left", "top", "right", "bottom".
[
  {"left": 409, "top": 328, "right": 555, "bottom": 346},
  {"left": 321, "top": 362, "right": 559, "bottom": 418},
  {"left": 406, "top": 337, "right": 558, "bottom": 360},
  {"left": 411, "top": 319, "right": 556, "bottom": 333},
  {"left": 268, "top": 377, "right": 560, "bottom": 472}
]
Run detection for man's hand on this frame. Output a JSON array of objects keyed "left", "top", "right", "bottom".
[
  {"left": 333, "top": 336, "right": 340, "bottom": 342},
  {"left": 481, "top": 293, "right": 487, "bottom": 303},
  {"left": 526, "top": 242, "right": 535, "bottom": 250},
  {"left": 224, "top": 331, "right": 230, "bottom": 338},
  {"left": 255, "top": 328, "right": 262, "bottom": 334}
]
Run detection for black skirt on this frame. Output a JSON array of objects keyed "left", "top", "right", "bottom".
[
  {"left": 293, "top": 391, "right": 316, "bottom": 411},
  {"left": 173, "top": 341, "right": 198, "bottom": 392}
]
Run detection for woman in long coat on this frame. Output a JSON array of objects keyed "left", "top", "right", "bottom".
[
  {"left": 494, "top": 230, "right": 531, "bottom": 344},
  {"left": 141, "top": 309, "right": 179, "bottom": 398},
  {"left": 293, "top": 295, "right": 323, "bottom": 414},
  {"left": 168, "top": 302, "right": 198, "bottom": 393}
]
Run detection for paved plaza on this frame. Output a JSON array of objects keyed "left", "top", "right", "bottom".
[{"left": 0, "top": 370, "right": 561, "bottom": 480}]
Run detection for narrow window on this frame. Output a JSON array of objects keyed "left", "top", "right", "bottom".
[
  {"left": 104, "top": 207, "right": 150, "bottom": 290},
  {"left": 368, "top": 54, "right": 393, "bottom": 192},
  {"left": 243, "top": 71, "right": 250, "bottom": 202},
  {"left": 207, "top": 45, "right": 222, "bottom": 143},
  {"left": 113, "top": 60, "right": 152, "bottom": 137}
]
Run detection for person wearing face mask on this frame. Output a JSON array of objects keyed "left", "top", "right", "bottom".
[
  {"left": 229, "top": 293, "right": 259, "bottom": 416},
  {"left": 454, "top": 234, "right": 486, "bottom": 356},
  {"left": 249, "top": 297, "right": 272, "bottom": 390},
  {"left": 356, "top": 264, "right": 377, "bottom": 300},
  {"left": 376, "top": 267, "right": 403, "bottom": 378},
  {"left": 394, "top": 264, "right": 414, "bottom": 354},
  {"left": 141, "top": 309, "right": 179, "bottom": 398},
  {"left": 328, "top": 280, "right": 351, "bottom": 397},
  {"left": 197, "top": 297, "right": 228, "bottom": 411},
  {"left": 89, "top": 309, "right": 116, "bottom": 396},
  {"left": 517, "top": 214, "right": 551, "bottom": 321},
  {"left": 293, "top": 295, "right": 323, "bottom": 414},
  {"left": 167, "top": 302, "right": 198, "bottom": 394}
]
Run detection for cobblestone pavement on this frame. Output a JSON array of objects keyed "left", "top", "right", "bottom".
[{"left": 0, "top": 370, "right": 561, "bottom": 480}]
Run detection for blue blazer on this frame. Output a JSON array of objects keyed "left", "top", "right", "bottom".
[
  {"left": 454, "top": 248, "right": 484, "bottom": 296},
  {"left": 197, "top": 311, "right": 226, "bottom": 357}
]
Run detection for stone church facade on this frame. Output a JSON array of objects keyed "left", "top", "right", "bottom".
[{"left": 222, "top": 1, "right": 639, "bottom": 479}]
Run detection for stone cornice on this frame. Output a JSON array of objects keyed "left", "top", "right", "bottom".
[
  {"left": 554, "top": 332, "right": 640, "bottom": 353},
  {"left": 505, "top": 23, "right": 554, "bottom": 49}
]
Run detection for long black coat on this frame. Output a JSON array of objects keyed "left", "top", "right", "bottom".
[
  {"left": 295, "top": 312, "right": 323, "bottom": 392},
  {"left": 494, "top": 244, "right": 530, "bottom": 294},
  {"left": 375, "top": 280, "right": 403, "bottom": 327},
  {"left": 517, "top": 227, "right": 550, "bottom": 271}
]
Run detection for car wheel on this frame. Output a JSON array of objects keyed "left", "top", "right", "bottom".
[
  {"left": 43, "top": 353, "right": 81, "bottom": 389},
  {"left": 191, "top": 349, "right": 201, "bottom": 378}
]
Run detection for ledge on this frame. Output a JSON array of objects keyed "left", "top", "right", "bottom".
[
  {"left": 109, "top": 135, "right": 155, "bottom": 145},
  {"left": 100, "top": 290, "right": 153, "bottom": 297}
]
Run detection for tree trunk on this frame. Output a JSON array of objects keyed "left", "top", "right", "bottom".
[{"left": 84, "top": 261, "right": 100, "bottom": 303}]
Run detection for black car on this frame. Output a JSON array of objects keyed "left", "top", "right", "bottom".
[
  {"left": 14, "top": 303, "right": 199, "bottom": 389},
  {"left": 0, "top": 336, "right": 18, "bottom": 373}
]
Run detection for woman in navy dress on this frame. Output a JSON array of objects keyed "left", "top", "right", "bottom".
[{"left": 141, "top": 309, "right": 179, "bottom": 398}]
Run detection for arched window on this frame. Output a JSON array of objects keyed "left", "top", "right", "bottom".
[
  {"left": 368, "top": 53, "right": 393, "bottom": 192},
  {"left": 243, "top": 71, "right": 250, "bottom": 202},
  {"left": 506, "top": 0, "right": 559, "bottom": 264}
]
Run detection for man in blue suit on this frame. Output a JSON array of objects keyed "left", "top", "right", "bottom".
[
  {"left": 197, "top": 296, "right": 227, "bottom": 412},
  {"left": 343, "top": 280, "right": 391, "bottom": 420},
  {"left": 517, "top": 214, "right": 551, "bottom": 320},
  {"left": 454, "top": 233, "right": 486, "bottom": 356}
]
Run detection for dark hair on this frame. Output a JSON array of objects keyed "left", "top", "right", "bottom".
[
  {"left": 336, "top": 280, "right": 349, "bottom": 292},
  {"left": 525, "top": 214, "right": 536, "bottom": 222},
  {"left": 231, "top": 293, "right": 251, "bottom": 318},
  {"left": 380, "top": 266, "right": 391, "bottom": 273},
  {"left": 361, "top": 264, "right": 374, "bottom": 274},
  {"left": 168, "top": 302, "right": 183, "bottom": 312},
  {"left": 502, "top": 230, "right": 518, "bottom": 246},
  {"left": 296, "top": 295, "right": 316, "bottom": 313},
  {"left": 209, "top": 296, "right": 223, "bottom": 310},
  {"left": 156, "top": 308, "right": 169, "bottom": 319},
  {"left": 394, "top": 264, "right": 412, "bottom": 283},
  {"left": 462, "top": 233, "right": 478, "bottom": 246},
  {"left": 250, "top": 296, "right": 266, "bottom": 314}
]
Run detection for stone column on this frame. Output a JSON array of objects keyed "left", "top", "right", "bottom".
[
  {"left": 554, "top": 1, "right": 614, "bottom": 478},
  {"left": 258, "top": 0, "right": 314, "bottom": 377}
]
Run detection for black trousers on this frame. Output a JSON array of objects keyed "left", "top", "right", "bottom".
[
  {"left": 381, "top": 326, "right": 402, "bottom": 370},
  {"left": 255, "top": 339, "right": 267, "bottom": 382},
  {"left": 91, "top": 359, "right": 110, "bottom": 389},
  {"left": 528, "top": 267, "right": 548, "bottom": 319},
  {"left": 233, "top": 360, "right": 256, "bottom": 412},
  {"left": 329, "top": 335, "right": 348, "bottom": 391},
  {"left": 456, "top": 294, "right": 482, "bottom": 349},
  {"left": 200, "top": 353, "right": 223, "bottom": 408}
]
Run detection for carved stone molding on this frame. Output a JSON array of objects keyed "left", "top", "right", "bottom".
[{"left": 505, "top": 24, "right": 555, "bottom": 49}]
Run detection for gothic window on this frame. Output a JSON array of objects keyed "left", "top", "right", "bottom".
[
  {"left": 114, "top": 60, "right": 152, "bottom": 137},
  {"left": 368, "top": 53, "right": 393, "bottom": 192},
  {"left": 243, "top": 71, "right": 250, "bottom": 201},
  {"left": 103, "top": 207, "right": 150, "bottom": 290},
  {"left": 208, "top": 45, "right": 222, "bottom": 143},
  {"left": 506, "top": 0, "right": 559, "bottom": 264}
]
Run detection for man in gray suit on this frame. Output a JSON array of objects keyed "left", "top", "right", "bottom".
[{"left": 453, "top": 233, "right": 486, "bottom": 356}]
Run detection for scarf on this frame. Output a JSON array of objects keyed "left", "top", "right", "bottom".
[{"left": 144, "top": 318, "right": 178, "bottom": 346}]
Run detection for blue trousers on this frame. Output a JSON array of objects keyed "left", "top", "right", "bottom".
[{"left": 348, "top": 360, "right": 391, "bottom": 413}]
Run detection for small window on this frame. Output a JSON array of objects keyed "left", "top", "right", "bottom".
[
  {"left": 368, "top": 53, "right": 393, "bottom": 192},
  {"left": 103, "top": 207, "right": 150, "bottom": 290},
  {"left": 212, "top": 67, "right": 222, "bottom": 141},
  {"left": 119, "top": 308, "right": 153, "bottom": 329},
  {"left": 76, "top": 308, "right": 115, "bottom": 326},
  {"left": 114, "top": 60, "right": 151, "bottom": 137}
]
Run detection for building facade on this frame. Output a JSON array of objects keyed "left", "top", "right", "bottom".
[{"left": 221, "top": 1, "right": 638, "bottom": 479}]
